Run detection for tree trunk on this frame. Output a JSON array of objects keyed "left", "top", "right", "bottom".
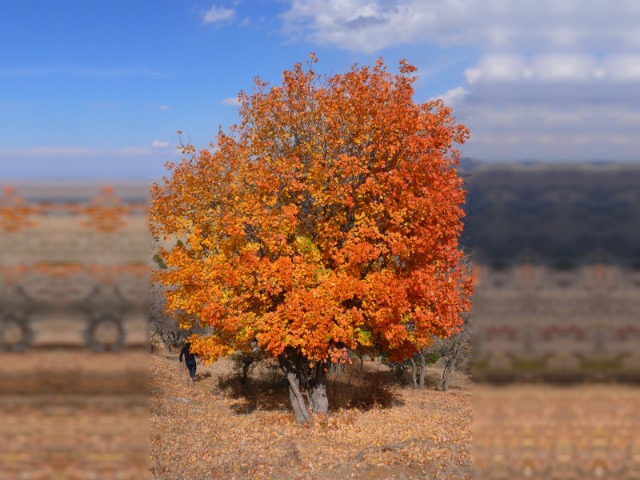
[
  {"left": 280, "top": 353, "right": 316, "bottom": 424},
  {"left": 418, "top": 354, "right": 427, "bottom": 390},
  {"left": 309, "top": 364, "right": 328, "bottom": 414},
  {"left": 409, "top": 357, "right": 418, "bottom": 389},
  {"left": 442, "top": 364, "right": 451, "bottom": 392},
  {"left": 285, "top": 371, "right": 314, "bottom": 424},
  {"left": 441, "top": 343, "right": 461, "bottom": 392}
]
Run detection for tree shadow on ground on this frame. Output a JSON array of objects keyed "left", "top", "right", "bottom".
[
  {"left": 328, "top": 370, "right": 405, "bottom": 410},
  {"left": 215, "top": 368, "right": 404, "bottom": 415},
  {"left": 215, "top": 374, "right": 290, "bottom": 414},
  {"left": 195, "top": 372, "right": 212, "bottom": 382}
]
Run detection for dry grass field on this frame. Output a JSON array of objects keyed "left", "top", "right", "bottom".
[
  {"left": 150, "top": 352, "right": 472, "bottom": 480},
  {"left": 149, "top": 350, "right": 640, "bottom": 480},
  {"left": 474, "top": 384, "right": 640, "bottom": 479},
  {"left": 3, "top": 351, "right": 638, "bottom": 479},
  {"left": 0, "top": 351, "right": 149, "bottom": 479}
]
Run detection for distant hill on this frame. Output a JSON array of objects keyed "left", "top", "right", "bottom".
[{"left": 462, "top": 161, "right": 640, "bottom": 267}]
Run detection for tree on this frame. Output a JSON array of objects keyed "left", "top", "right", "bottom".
[
  {"left": 150, "top": 56, "right": 471, "bottom": 424},
  {"left": 409, "top": 350, "right": 440, "bottom": 389},
  {"left": 425, "top": 312, "right": 473, "bottom": 391}
]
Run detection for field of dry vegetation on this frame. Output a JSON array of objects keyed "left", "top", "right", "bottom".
[{"left": 150, "top": 352, "right": 472, "bottom": 479}]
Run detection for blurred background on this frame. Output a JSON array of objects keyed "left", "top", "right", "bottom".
[
  {"left": 0, "top": 183, "right": 149, "bottom": 478},
  {"left": 466, "top": 160, "right": 640, "bottom": 383},
  {"left": 466, "top": 161, "right": 640, "bottom": 479}
]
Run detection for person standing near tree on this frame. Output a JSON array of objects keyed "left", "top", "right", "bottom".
[{"left": 179, "top": 341, "right": 198, "bottom": 382}]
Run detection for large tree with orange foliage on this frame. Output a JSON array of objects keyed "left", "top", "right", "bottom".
[{"left": 151, "top": 56, "right": 471, "bottom": 424}]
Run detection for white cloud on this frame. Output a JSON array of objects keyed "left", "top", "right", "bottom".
[
  {"left": 281, "top": 0, "right": 466, "bottom": 53},
  {"left": 447, "top": 50, "right": 640, "bottom": 161},
  {"left": 464, "top": 55, "right": 526, "bottom": 85},
  {"left": 464, "top": 54, "right": 640, "bottom": 86},
  {"left": 158, "top": 104, "right": 171, "bottom": 111},
  {"left": 280, "top": 0, "right": 639, "bottom": 53},
  {"left": 530, "top": 55, "right": 597, "bottom": 83},
  {"left": 430, "top": 86, "right": 468, "bottom": 106},
  {"left": 152, "top": 141, "right": 170, "bottom": 148},
  {"left": 462, "top": 125, "right": 640, "bottom": 161},
  {"left": 452, "top": 73, "right": 640, "bottom": 161},
  {"left": 221, "top": 97, "right": 241, "bottom": 107},
  {"left": 603, "top": 55, "right": 640, "bottom": 82},
  {"left": 202, "top": 5, "right": 235, "bottom": 24}
]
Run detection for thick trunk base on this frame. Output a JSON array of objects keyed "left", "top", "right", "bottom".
[
  {"left": 280, "top": 354, "right": 331, "bottom": 423},
  {"left": 286, "top": 371, "right": 314, "bottom": 424},
  {"left": 310, "top": 379, "right": 328, "bottom": 414}
]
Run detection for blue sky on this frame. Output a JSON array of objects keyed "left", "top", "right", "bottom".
[{"left": 1, "top": 1, "right": 638, "bottom": 179}]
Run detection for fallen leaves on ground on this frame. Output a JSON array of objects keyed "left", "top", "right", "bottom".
[{"left": 150, "top": 354, "right": 472, "bottom": 479}]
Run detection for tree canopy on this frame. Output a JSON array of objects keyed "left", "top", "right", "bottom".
[{"left": 150, "top": 56, "right": 471, "bottom": 422}]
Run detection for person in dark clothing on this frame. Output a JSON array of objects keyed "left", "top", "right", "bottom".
[{"left": 179, "top": 342, "right": 198, "bottom": 382}]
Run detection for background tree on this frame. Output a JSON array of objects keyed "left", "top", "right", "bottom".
[
  {"left": 409, "top": 254, "right": 473, "bottom": 390},
  {"left": 150, "top": 56, "right": 471, "bottom": 424},
  {"left": 149, "top": 281, "right": 191, "bottom": 352},
  {"left": 425, "top": 312, "right": 473, "bottom": 391},
  {"left": 409, "top": 350, "right": 441, "bottom": 389}
]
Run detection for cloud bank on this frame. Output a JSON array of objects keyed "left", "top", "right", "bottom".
[
  {"left": 281, "top": 0, "right": 640, "bottom": 161},
  {"left": 281, "top": 0, "right": 639, "bottom": 53}
]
